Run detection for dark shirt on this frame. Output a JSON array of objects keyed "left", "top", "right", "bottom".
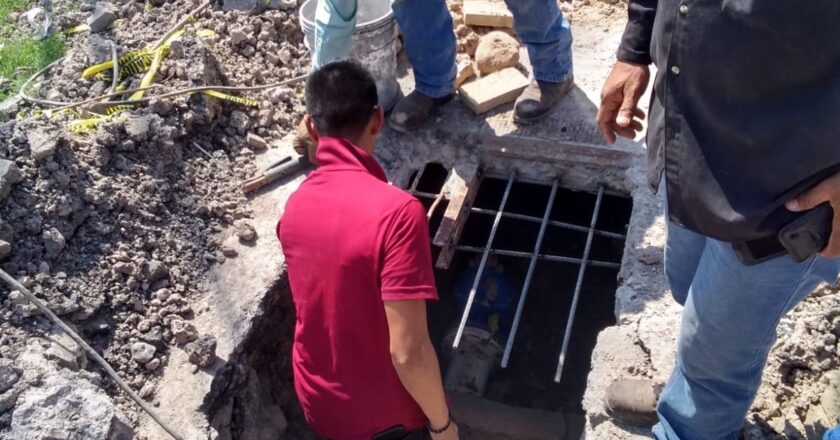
[{"left": 618, "top": 0, "right": 840, "bottom": 242}]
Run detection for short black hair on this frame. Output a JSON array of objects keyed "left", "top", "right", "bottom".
[{"left": 305, "top": 60, "right": 378, "bottom": 139}]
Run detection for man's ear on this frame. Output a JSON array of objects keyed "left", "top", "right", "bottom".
[
  {"left": 369, "top": 106, "right": 385, "bottom": 136},
  {"left": 304, "top": 114, "right": 319, "bottom": 142}
]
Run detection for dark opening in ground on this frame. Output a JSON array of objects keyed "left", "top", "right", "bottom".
[{"left": 428, "top": 176, "right": 632, "bottom": 435}]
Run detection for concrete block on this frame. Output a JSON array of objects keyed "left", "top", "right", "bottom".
[
  {"left": 458, "top": 67, "right": 528, "bottom": 114},
  {"left": 463, "top": 0, "right": 514, "bottom": 28}
]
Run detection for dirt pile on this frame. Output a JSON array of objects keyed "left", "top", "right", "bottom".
[
  {"left": 0, "top": 0, "right": 308, "bottom": 436},
  {"left": 746, "top": 284, "right": 840, "bottom": 439}
]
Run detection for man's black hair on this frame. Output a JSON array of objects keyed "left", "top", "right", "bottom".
[{"left": 305, "top": 60, "right": 379, "bottom": 140}]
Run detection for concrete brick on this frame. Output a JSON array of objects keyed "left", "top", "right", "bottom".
[
  {"left": 458, "top": 67, "right": 528, "bottom": 114},
  {"left": 463, "top": 0, "right": 514, "bottom": 28}
]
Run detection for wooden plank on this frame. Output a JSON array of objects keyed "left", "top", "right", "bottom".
[
  {"left": 458, "top": 67, "right": 529, "bottom": 114},
  {"left": 434, "top": 164, "right": 480, "bottom": 269},
  {"left": 463, "top": 0, "right": 513, "bottom": 28}
]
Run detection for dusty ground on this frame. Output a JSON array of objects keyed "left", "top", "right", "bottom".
[{"left": 0, "top": 0, "right": 837, "bottom": 439}]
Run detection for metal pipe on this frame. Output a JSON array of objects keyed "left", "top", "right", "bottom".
[
  {"left": 453, "top": 173, "right": 515, "bottom": 348},
  {"left": 411, "top": 190, "right": 441, "bottom": 199},
  {"left": 554, "top": 187, "right": 605, "bottom": 383},
  {"left": 452, "top": 246, "right": 620, "bottom": 270},
  {"left": 470, "top": 207, "right": 625, "bottom": 240},
  {"left": 501, "top": 180, "right": 559, "bottom": 368}
]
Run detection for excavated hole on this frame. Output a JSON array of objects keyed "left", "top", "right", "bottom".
[
  {"left": 428, "top": 177, "right": 632, "bottom": 437},
  {"left": 203, "top": 275, "right": 319, "bottom": 440},
  {"left": 202, "top": 170, "right": 631, "bottom": 440}
]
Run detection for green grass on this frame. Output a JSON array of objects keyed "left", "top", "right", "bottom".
[
  {"left": 0, "top": 34, "right": 66, "bottom": 101},
  {"left": 0, "top": 0, "right": 66, "bottom": 101},
  {"left": 0, "top": 0, "right": 34, "bottom": 38}
]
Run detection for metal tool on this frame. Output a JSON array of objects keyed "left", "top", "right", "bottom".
[{"left": 241, "top": 154, "right": 312, "bottom": 193}]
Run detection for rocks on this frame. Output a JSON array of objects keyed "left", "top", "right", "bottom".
[
  {"left": 246, "top": 132, "right": 268, "bottom": 150},
  {"left": 234, "top": 221, "right": 257, "bottom": 243},
  {"left": 171, "top": 319, "right": 199, "bottom": 345},
  {"left": 131, "top": 342, "right": 156, "bottom": 364},
  {"left": 45, "top": 326, "right": 87, "bottom": 371},
  {"left": 41, "top": 227, "right": 66, "bottom": 260},
  {"left": 124, "top": 114, "right": 152, "bottom": 142},
  {"left": 9, "top": 382, "right": 132, "bottom": 440},
  {"left": 87, "top": 2, "right": 117, "bottom": 33},
  {"left": 0, "top": 159, "right": 22, "bottom": 200},
  {"left": 0, "top": 240, "right": 11, "bottom": 260},
  {"left": 475, "top": 31, "right": 520, "bottom": 75},
  {"left": 0, "top": 360, "right": 21, "bottom": 394},
  {"left": 185, "top": 334, "right": 217, "bottom": 368},
  {"left": 228, "top": 110, "right": 251, "bottom": 133},
  {"left": 143, "top": 259, "right": 168, "bottom": 283},
  {"left": 230, "top": 27, "right": 249, "bottom": 45},
  {"left": 27, "top": 129, "right": 60, "bottom": 162}
]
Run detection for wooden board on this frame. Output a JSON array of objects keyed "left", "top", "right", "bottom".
[{"left": 434, "top": 164, "right": 480, "bottom": 269}]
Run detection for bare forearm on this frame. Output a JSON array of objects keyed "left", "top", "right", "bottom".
[{"left": 392, "top": 341, "right": 449, "bottom": 428}]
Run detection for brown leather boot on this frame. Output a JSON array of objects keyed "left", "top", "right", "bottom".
[
  {"left": 293, "top": 117, "right": 317, "bottom": 164},
  {"left": 389, "top": 91, "right": 454, "bottom": 133},
  {"left": 513, "top": 76, "right": 575, "bottom": 124},
  {"left": 604, "top": 378, "right": 662, "bottom": 427}
]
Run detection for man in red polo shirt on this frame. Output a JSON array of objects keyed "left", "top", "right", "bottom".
[{"left": 278, "top": 61, "right": 458, "bottom": 440}]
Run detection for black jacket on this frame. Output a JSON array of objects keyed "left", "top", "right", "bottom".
[{"left": 619, "top": 0, "right": 840, "bottom": 241}]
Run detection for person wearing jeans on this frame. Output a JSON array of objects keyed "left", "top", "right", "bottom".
[
  {"left": 306, "top": 0, "right": 573, "bottom": 134},
  {"left": 597, "top": 0, "right": 840, "bottom": 437},
  {"left": 654, "top": 220, "right": 840, "bottom": 438}
]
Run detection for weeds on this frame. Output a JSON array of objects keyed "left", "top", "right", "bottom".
[{"left": 0, "top": 0, "right": 67, "bottom": 101}]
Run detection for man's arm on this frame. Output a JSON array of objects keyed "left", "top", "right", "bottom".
[
  {"left": 384, "top": 300, "right": 458, "bottom": 439},
  {"left": 597, "top": 0, "right": 657, "bottom": 144}
]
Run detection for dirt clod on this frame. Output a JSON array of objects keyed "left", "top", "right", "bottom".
[
  {"left": 475, "top": 31, "right": 520, "bottom": 75},
  {"left": 185, "top": 334, "right": 217, "bottom": 368}
]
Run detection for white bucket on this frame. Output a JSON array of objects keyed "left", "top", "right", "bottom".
[{"left": 299, "top": 0, "right": 400, "bottom": 111}]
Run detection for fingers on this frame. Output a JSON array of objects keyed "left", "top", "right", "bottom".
[
  {"left": 596, "top": 104, "right": 617, "bottom": 144},
  {"left": 786, "top": 180, "right": 832, "bottom": 212}
]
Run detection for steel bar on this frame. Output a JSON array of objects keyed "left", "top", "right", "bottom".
[
  {"left": 554, "top": 187, "right": 605, "bottom": 383},
  {"left": 502, "top": 180, "right": 559, "bottom": 367},
  {"left": 409, "top": 168, "right": 422, "bottom": 192},
  {"left": 453, "top": 246, "right": 620, "bottom": 269},
  {"left": 453, "top": 173, "right": 516, "bottom": 348},
  {"left": 470, "top": 207, "right": 625, "bottom": 240},
  {"left": 410, "top": 190, "right": 441, "bottom": 199}
]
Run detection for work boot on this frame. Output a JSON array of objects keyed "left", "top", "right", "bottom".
[
  {"left": 604, "top": 378, "right": 662, "bottom": 427},
  {"left": 513, "top": 77, "right": 575, "bottom": 124},
  {"left": 389, "top": 91, "right": 454, "bottom": 133},
  {"left": 293, "top": 117, "right": 317, "bottom": 164}
]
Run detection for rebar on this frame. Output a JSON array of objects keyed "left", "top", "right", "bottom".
[
  {"left": 554, "top": 187, "right": 605, "bottom": 383},
  {"left": 501, "top": 179, "right": 559, "bottom": 367},
  {"left": 452, "top": 173, "right": 515, "bottom": 349}
]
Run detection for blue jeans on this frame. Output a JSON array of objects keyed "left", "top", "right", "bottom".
[
  {"left": 654, "top": 221, "right": 840, "bottom": 439},
  {"left": 312, "top": 0, "right": 573, "bottom": 97}
]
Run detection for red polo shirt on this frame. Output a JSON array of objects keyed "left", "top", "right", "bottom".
[{"left": 277, "top": 137, "right": 438, "bottom": 440}]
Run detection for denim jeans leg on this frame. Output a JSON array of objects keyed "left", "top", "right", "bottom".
[
  {"left": 653, "top": 237, "right": 840, "bottom": 440},
  {"left": 391, "top": 0, "right": 456, "bottom": 98},
  {"left": 312, "top": 0, "right": 358, "bottom": 69},
  {"left": 501, "top": 0, "right": 573, "bottom": 83},
  {"left": 664, "top": 221, "right": 705, "bottom": 306}
]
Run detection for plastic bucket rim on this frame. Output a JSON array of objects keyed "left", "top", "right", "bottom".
[{"left": 299, "top": 0, "right": 395, "bottom": 34}]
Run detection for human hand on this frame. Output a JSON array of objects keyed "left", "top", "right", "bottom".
[
  {"left": 430, "top": 421, "right": 459, "bottom": 440},
  {"left": 596, "top": 61, "right": 650, "bottom": 144},
  {"left": 785, "top": 172, "right": 840, "bottom": 258}
]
